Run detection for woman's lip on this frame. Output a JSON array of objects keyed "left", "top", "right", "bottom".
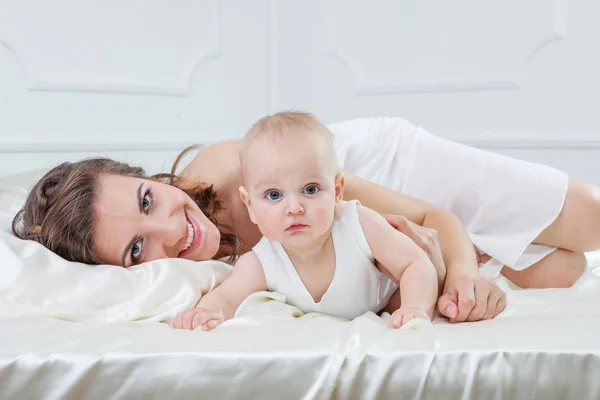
[{"left": 179, "top": 212, "right": 202, "bottom": 258}]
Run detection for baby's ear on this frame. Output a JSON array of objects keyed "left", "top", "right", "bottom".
[
  {"left": 334, "top": 172, "right": 345, "bottom": 201},
  {"left": 239, "top": 186, "right": 250, "bottom": 205},
  {"left": 238, "top": 186, "right": 258, "bottom": 224}
]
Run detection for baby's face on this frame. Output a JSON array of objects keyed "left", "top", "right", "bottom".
[{"left": 241, "top": 135, "right": 341, "bottom": 250}]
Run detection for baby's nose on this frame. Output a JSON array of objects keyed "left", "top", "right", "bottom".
[{"left": 286, "top": 203, "right": 304, "bottom": 215}]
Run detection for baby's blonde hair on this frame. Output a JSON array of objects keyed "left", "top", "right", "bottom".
[{"left": 240, "top": 111, "right": 338, "bottom": 181}]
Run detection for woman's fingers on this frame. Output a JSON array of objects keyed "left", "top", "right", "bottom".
[
  {"left": 440, "top": 276, "right": 507, "bottom": 323},
  {"left": 487, "top": 285, "right": 507, "bottom": 319},
  {"left": 383, "top": 214, "right": 446, "bottom": 284},
  {"left": 437, "top": 288, "right": 458, "bottom": 319},
  {"left": 382, "top": 214, "right": 408, "bottom": 231},
  {"left": 382, "top": 214, "right": 427, "bottom": 249},
  {"left": 466, "top": 279, "right": 491, "bottom": 322},
  {"left": 495, "top": 296, "right": 507, "bottom": 316},
  {"left": 409, "top": 225, "right": 434, "bottom": 251},
  {"left": 381, "top": 214, "right": 442, "bottom": 255},
  {"left": 482, "top": 291, "right": 501, "bottom": 320},
  {"left": 414, "top": 224, "right": 437, "bottom": 247},
  {"left": 453, "top": 278, "right": 476, "bottom": 322}
]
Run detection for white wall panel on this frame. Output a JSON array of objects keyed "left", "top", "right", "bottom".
[
  {"left": 273, "top": 0, "right": 599, "bottom": 184},
  {"left": 0, "top": 0, "right": 221, "bottom": 95},
  {"left": 322, "top": 0, "right": 566, "bottom": 94},
  {"left": 0, "top": 0, "right": 270, "bottom": 170},
  {"left": 0, "top": 0, "right": 598, "bottom": 185}
]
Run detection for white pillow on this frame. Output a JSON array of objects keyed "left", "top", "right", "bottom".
[{"left": 0, "top": 168, "right": 231, "bottom": 322}]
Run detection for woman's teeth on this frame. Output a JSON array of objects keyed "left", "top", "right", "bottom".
[{"left": 181, "top": 222, "right": 195, "bottom": 252}]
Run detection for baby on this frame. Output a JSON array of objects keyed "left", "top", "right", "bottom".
[{"left": 170, "top": 112, "right": 438, "bottom": 330}]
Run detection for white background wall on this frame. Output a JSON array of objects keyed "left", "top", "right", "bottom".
[{"left": 0, "top": 0, "right": 598, "bottom": 184}]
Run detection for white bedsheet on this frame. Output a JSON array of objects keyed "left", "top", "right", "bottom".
[
  {"left": 1, "top": 156, "right": 599, "bottom": 399},
  {"left": 2, "top": 254, "right": 600, "bottom": 400}
]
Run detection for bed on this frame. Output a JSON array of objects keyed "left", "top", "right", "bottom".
[{"left": 2, "top": 170, "right": 600, "bottom": 400}]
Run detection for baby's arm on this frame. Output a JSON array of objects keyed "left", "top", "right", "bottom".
[
  {"left": 169, "top": 251, "right": 267, "bottom": 331},
  {"left": 357, "top": 205, "right": 438, "bottom": 328}
]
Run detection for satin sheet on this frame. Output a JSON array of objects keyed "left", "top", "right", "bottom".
[{"left": 1, "top": 253, "right": 600, "bottom": 400}]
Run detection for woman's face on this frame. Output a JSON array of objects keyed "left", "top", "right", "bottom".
[{"left": 93, "top": 174, "right": 221, "bottom": 267}]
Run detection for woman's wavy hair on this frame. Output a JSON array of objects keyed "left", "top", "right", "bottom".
[{"left": 12, "top": 147, "right": 238, "bottom": 265}]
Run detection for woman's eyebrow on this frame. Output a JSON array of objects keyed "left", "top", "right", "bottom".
[{"left": 121, "top": 183, "right": 145, "bottom": 266}]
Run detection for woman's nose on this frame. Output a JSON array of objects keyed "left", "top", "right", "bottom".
[{"left": 147, "top": 216, "right": 185, "bottom": 256}]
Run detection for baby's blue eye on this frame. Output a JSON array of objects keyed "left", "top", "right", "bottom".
[
  {"left": 303, "top": 185, "right": 319, "bottom": 195},
  {"left": 266, "top": 191, "right": 281, "bottom": 201},
  {"left": 131, "top": 241, "right": 142, "bottom": 261}
]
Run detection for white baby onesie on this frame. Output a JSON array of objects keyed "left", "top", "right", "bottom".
[{"left": 252, "top": 200, "right": 399, "bottom": 320}]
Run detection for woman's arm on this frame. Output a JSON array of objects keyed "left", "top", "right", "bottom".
[
  {"left": 343, "top": 172, "right": 506, "bottom": 322},
  {"left": 343, "top": 173, "right": 478, "bottom": 282}
]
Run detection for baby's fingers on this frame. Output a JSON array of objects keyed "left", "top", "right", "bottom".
[
  {"left": 192, "top": 310, "right": 223, "bottom": 330},
  {"left": 169, "top": 309, "right": 223, "bottom": 330},
  {"left": 202, "top": 319, "right": 223, "bottom": 331},
  {"left": 182, "top": 310, "right": 200, "bottom": 330},
  {"left": 390, "top": 310, "right": 409, "bottom": 329},
  {"left": 169, "top": 312, "right": 184, "bottom": 329},
  {"left": 399, "top": 312, "right": 417, "bottom": 327}
]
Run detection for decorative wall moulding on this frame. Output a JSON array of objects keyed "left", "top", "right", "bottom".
[
  {"left": 323, "top": 0, "right": 568, "bottom": 95},
  {"left": 0, "top": 0, "right": 221, "bottom": 96}
]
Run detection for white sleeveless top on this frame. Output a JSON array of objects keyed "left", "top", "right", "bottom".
[{"left": 252, "top": 200, "right": 399, "bottom": 320}]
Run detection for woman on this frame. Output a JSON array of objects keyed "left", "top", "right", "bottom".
[{"left": 12, "top": 117, "right": 600, "bottom": 323}]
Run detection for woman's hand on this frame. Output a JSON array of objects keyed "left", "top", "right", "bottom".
[
  {"left": 381, "top": 214, "right": 446, "bottom": 289},
  {"left": 437, "top": 275, "right": 507, "bottom": 322},
  {"left": 382, "top": 214, "right": 507, "bottom": 323}
]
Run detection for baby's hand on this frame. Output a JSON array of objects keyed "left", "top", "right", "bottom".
[
  {"left": 169, "top": 307, "right": 224, "bottom": 331},
  {"left": 390, "top": 305, "right": 431, "bottom": 329}
]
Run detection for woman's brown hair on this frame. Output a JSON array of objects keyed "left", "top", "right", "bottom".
[{"left": 12, "top": 152, "right": 238, "bottom": 265}]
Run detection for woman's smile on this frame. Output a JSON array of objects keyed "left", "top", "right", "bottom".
[
  {"left": 94, "top": 175, "right": 221, "bottom": 266},
  {"left": 179, "top": 212, "right": 202, "bottom": 258}
]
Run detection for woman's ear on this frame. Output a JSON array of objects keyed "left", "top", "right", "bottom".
[
  {"left": 334, "top": 172, "right": 345, "bottom": 201},
  {"left": 239, "top": 186, "right": 257, "bottom": 224}
]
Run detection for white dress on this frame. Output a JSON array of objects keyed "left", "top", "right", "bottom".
[
  {"left": 252, "top": 200, "right": 398, "bottom": 320},
  {"left": 327, "top": 118, "right": 568, "bottom": 278}
]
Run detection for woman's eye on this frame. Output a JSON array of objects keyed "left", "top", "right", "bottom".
[
  {"left": 131, "top": 241, "right": 142, "bottom": 261},
  {"left": 142, "top": 192, "right": 151, "bottom": 212},
  {"left": 266, "top": 191, "right": 281, "bottom": 201},
  {"left": 303, "top": 185, "right": 319, "bottom": 195}
]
